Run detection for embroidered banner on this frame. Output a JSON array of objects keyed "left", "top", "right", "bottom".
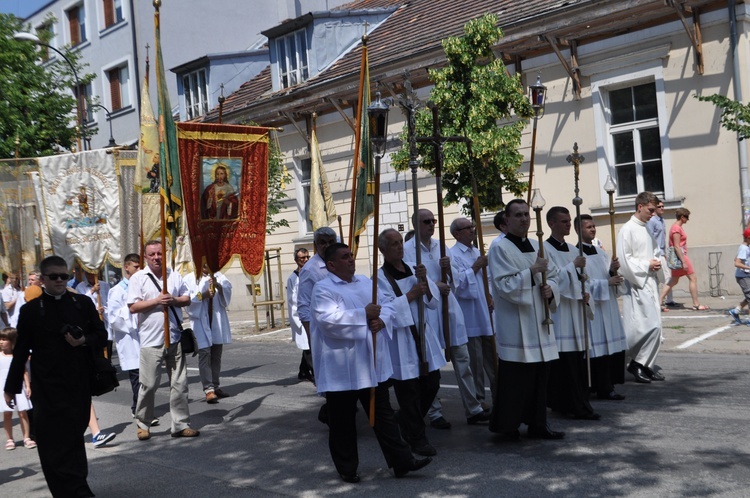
[
  {"left": 36, "top": 149, "right": 122, "bottom": 271},
  {"left": 176, "top": 122, "right": 270, "bottom": 277}
]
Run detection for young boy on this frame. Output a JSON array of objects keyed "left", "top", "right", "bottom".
[{"left": 729, "top": 228, "right": 750, "bottom": 324}]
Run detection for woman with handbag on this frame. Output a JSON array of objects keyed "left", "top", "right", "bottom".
[{"left": 659, "top": 208, "right": 709, "bottom": 311}]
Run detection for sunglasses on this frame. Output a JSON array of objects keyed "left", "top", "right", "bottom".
[
  {"left": 457, "top": 225, "right": 476, "bottom": 231},
  {"left": 44, "top": 273, "right": 70, "bottom": 281},
  {"left": 422, "top": 219, "right": 438, "bottom": 225}
]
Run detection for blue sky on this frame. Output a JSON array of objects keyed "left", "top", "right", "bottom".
[{"left": 0, "top": 0, "right": 50, "bottom": 19}]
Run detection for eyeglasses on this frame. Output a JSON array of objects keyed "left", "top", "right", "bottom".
[
  {"left": 44, "top": 273, "right": 70, "bottom": 281},
  {"left": 457, "top": 224, "right": 476, "bottom": 231},
  {"left": 657, "top": 205, "right": 664, "bottom": 209},
  {"left": 422, "top": 219, "right": 438, "bottom": 225}
]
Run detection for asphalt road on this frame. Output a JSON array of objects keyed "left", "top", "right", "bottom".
[{"left": 2, "top": 297, "right": 750, "bottom": 497}]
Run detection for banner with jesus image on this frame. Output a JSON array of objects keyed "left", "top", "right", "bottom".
[{"left": 177, "top": 122, "right": 270, "bottom": 277}]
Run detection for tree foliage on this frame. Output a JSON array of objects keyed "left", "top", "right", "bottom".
[
  {"left": 0, "top": 14, "right": 94, "bottom": 158},
  {"left": 390, "top": 13, "right": 533, "bottom": 214},
  {"left": 697, "top": 93, "right": 750, "bottom": 140},
  {"left": 265, "top": 133, "right": 291, "bottom": 234}
]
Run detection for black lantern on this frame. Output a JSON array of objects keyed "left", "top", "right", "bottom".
[
  {"left": 529, "top": 74, "right": 547, "bottom": 118},
  {"left": 368, "top": 92, "right": 390, "bottom": 157}
]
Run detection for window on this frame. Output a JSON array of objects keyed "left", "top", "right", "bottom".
[
  {"left": 182, "top": 68, "right": 208, "bottom": 120},
  {"left": 276, "top": 29, "right": 309, "bottom": 89},
  {"left": 608, "top": 83, "right": 663, "bottom": 196},
  {"left": 74, "top": 83, "right": 93, "bottom": 123},
  {"left": 36, "top": 23, "right": 54, "bottom": 61},
  {"left": 103, "top": 0, "right": 124, "bottom": 28},
  {"left": 298, "top": 158, "right": 313, "bottom": 233},
  {"left": 107, "top": 65, "right": 130, "bottom": 111},
  {"left": 67, "top": 4, "right": 87, "bottom": 46}
]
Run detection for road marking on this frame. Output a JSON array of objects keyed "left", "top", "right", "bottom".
[
  {"left": 676, "top": 324, "right": 733, "bottom": 349},
  {"left": 662, "top": 315, "right": 718, "bottom": 319}
]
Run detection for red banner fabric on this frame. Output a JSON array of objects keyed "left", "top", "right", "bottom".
[{"left": 177, "top": 122, "right": 269, "bottom": 277}]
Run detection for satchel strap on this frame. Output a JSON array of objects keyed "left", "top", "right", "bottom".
[{"left": 145, "top": 272, "right": 184, "bottom": 331}]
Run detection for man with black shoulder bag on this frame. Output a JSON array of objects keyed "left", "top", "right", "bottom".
[{"left": 127, "top": 240, "right": 199, "bottom": 441}]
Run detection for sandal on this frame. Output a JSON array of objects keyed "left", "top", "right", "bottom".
[
  {"left": 661, "top": 305, "right": 670, "bottom": 312},
  {"left": 5, "top": 439, "right": 15, "bottom": 451},
  {"left": 23, "top": 438, "right": 37, "bottom": 449},
  {"left": 691, "top": 305, "right": 710, "bottom": 311}
]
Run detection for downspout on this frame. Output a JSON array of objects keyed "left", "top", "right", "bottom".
[{"left": 729, "top": 0, "right": 750, "bottom": 227}]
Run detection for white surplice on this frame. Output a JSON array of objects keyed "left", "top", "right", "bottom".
[
  {"left": 616, "top": 216, "right": 664, "bottom": 368},
  {"left": 543, "top": 239, "right": 586, "bottom": 352},
  {"left": 449, "top": 242, "right": 493, "bottom": 338},
  {"left": 107, "top": 278, "right": 140, "bottom": 371},
  {"left": 184, "top": 271, "right": 233, "bottom": 350},
  {"left": 286, "top": 270, "right": 308, "bottom": 349}
]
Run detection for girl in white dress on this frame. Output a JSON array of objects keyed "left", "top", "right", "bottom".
[{"left": 0, "top": 327, "right": 35, "bottom": 450}]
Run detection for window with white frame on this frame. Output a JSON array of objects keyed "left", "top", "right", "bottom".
[
  {"left": 298, "top": 157, "right": 313, "bottom": 234},
  {"left": 276, "top": 28, "right": 309, "bottom": 89},
  {"left": 608, "top": 82, "right": 664, "bottom": 196},
  {"left": 36, "top": 22, "right": 54, "bottom": 61},
  {"left": 102, "top": 0, "right": 124, "bottom": 28},
  {"left": 107, "top": 65, "right": 130, "bottom": 111},
  {"left": 182, "top": 68, "right": 208, "bottom": 120},
  {"left": 66, "top": 3, "right": 86, "bottom": 46}
]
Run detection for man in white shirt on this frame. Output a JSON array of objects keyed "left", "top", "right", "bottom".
[
  {"left": 449, "top": 217, "right": 496, "bottom": 410},
  {"left": 2, "top": 273, "right": 22, "bottom": 327},
  {"left": 616, "top": 191, "right": 665, "bottom": 384},
  {"left": 311, "top": 242, "right": 431, "bottom": 483},
  {"left": 184, "top": 263, "right": 233, "bottom": 403},
  {"left": 76, "top": 271, "right": 111, "bottom": 357},
  {"left": 287, "top": 248, "right": 313, "bottom": 382},
  {"left": 127, "top": 240, "right": 198, "bottom": 440}
]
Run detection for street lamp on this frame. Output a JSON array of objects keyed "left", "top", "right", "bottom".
[
  {"left": 88, "top": 103, "right": 118, "bottom": 147},
  {"left": 526, "top": 74, "right": 547, "bottom": 203},
  {"left": 13, "top": 31, "right": 87, "bottom": 151}
]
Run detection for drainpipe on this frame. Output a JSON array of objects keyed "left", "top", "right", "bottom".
[{"left": 729, "top": 0, "right": 750, "bottom": 227}]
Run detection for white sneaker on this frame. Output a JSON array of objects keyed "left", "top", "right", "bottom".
[{"left": 92, "top": 432, "right": 116, "bottom": 447}]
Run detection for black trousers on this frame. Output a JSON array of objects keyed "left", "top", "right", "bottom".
[
  {"left": 547, "top": 351, "right": 595, "bottom": 417},
  {"left": 326, "top": 383, "right": 413, "bottom": 476},
  {"left": 392, "top": 370, "right": 440, "bottom": 446},
  {"left": 298, "top": 350, "right": 314, "bottom": 377},
  {"left": 490, "top": 359, "right": 550, "bottom": 433},
  {"left": 128, "top": 369, "right": 140, "bottom": 414},
  {"left": 591, "top": 351, "right": 625, "bottom": 396}
]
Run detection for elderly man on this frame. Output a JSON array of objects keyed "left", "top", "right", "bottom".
[
  {"left": 378, "top": 228, "right": 446, "bottom": 457},
  {"left": 616, "top": 191, "right": 665, "bottom": 383},
  {"left": 287, "top": 247, "right": 313, "bottom": 382},
  {"left": 311, "top": 242, "right": 431, "bottom": 482},
  {"left": 127, "top": 240, "right": 198, "bottom": 440},
  {"left": 404, "top": 208, "right": 488, "bottom": 428},
  {"left": 543, "top": 207, "right": 599, "bottom": 421},
  {"left": 488, "top": 199, "right": 564, "bottom": 441},
  {"left": 449, "top": 217, "right": 496, "bottom": 410}
]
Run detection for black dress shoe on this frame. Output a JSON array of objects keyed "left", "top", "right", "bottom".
[
  {"left": 574, "top": 412, "right": 601, "bottom": 421},
  {"left": 627, "top": 361, "right": 652, "bottom": 384},
  {"left": 493, "top": 429, "right": 521, "bottom": 442},
  {"left": 527, "top": 425, "right": 565, "bottom": 440},
  {"left": 339, "top": 473, "right": 360, "bottom": 484},
  {"left": 597, "top": 391, "right": 626, "bottom": 401},
  {"left": 429, "top": 417, "right": 452, "bottom": 430},
  {"left": 317, "top": 403, "right": 329, "bottom": 425},
  {"left": 394, "top": 457, "right": 432, "bottom": 478},
  {"left": 467, "top": 411, "right": 491, "bottom": 425},
  {"left": 411, "top": 442, "right": 437, "bottom": 457},
  {"left": 643, "top": 366, "right": 666, "bottom": 381}
]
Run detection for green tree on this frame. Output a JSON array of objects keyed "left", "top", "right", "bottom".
[
  {"left": 265, "top": 133, "right": 291, "bottom": 234},
  {"left": 391, "top": 13, "right": 533, "bottom": 215},
  {"left": 697, "top": 93, "right": 750, "bottom": 140},
  {"left": 0, "top": 14, "right": 94, "bottom": 158}
]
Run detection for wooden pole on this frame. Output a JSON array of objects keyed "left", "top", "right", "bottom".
[
  {"left": 159, "top": 195, "right": 170, "bottom": 348},
  {"left": 533, "top": 204, "right": 554, "bottom": 333},
  {"left": 526, "top": 116, "right": 539, "bottom": 204},
  {"left": 368, "top": 153, "right": 382, "bottom": 427}
]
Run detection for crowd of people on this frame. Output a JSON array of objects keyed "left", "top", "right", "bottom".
[
  {"left": 284, "top": 191, "right": 678, "bottom": 482},
  {"left": 0, "top": 190, "right": 709, "bottom": 493}
]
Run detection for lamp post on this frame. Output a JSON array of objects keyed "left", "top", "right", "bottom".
[
  {"left": 603, "top": 174, "right": 618, "bottom": 258},
  {"left": 13, "top": 31, "right": 87, "bottom": 151},
  {"left": 88, "top": 103, "right": 118, "bottom": 148},
  {"left": 365, "top": 91, "right": 390, "bottom": 427},
  {"left": 530, "top": 188, "right": 553, "bottom": 330},
  {"left": 526, "top": 74, "right": 547, "bottom": 203}
]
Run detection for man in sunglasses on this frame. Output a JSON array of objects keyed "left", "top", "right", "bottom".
[
  {"left": 4, "top": 255, "right": 107, "bottom": 497},
  {"left": 616, "top": 191, "right": 665, "bottom": 384}
]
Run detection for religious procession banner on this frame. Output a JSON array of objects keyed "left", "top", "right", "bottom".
[
  {"left": 36, "top": 149, "right": 122, "bottom": 271},
  {"left": 176, "top": 122, "right": 270, "bottom": 277},
  {"left": 0, "top": 157, "right": 45, "bottom": 278},
  {"left": 113, "top": 149, "right": 140, "bottom": 259}
]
